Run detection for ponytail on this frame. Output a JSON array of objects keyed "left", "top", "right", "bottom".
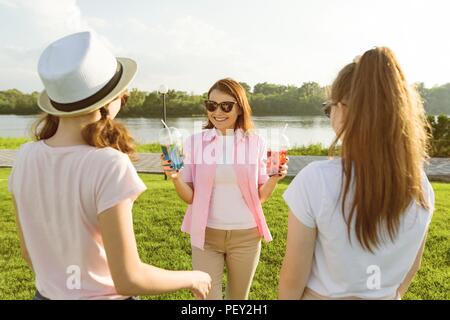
[
  {"left": 81, "top": 107, "right": 137, "bottom": 161},
  {"left": 33, "top": 113, "right": 59, "bottom": 140},
  {"left": 332, "top": 47, "right": 430, "bottom": 252}
]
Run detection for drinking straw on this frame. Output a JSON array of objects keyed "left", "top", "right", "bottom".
[
  {"left": 282, "top": 123, "right": 290, "bottom": 148},
  {"left": 161, "top": 119, "right": 173, "bottom": 143},
  {"left": 282, "top": 123, "right": 288, "bottom": 136}
]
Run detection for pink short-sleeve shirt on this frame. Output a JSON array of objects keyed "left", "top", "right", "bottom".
[
  {"left": 8, "top": 141, "right": 147, "bottom": 299},
  {"left": 180, "top": 129, "right": 272, "bottom": 249}
]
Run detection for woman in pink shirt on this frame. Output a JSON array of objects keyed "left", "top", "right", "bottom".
[
  {"left": 9, "top": 31, "right": 211, "bottom": 300},
  {"left": 161, "top": 78, "right": 288, "bottom": 299}
]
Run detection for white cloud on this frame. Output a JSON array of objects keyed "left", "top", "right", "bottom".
[
  {"left": 97, "top": 15, "right": 249, "bottom": 93},
  {"left": 12, "top": 0, "right": 90, "bottom": 41},
  {"left": 125, "top": 18, "right": 152, "bottom": 34},
  {"left": 85, "top": 16, "right": 110, "bottom": 30},
  {"left": 0, "top": 1, "right": 239, "bottom": 93},
  {"left": 0, "top": 0, "right": 117, "bottom": 92},
  {"left": 0, "top": 0, "right": 449, "bottom": 93},
  {"left": 0, "top": 0, "right": 18, "bottom": 8}
]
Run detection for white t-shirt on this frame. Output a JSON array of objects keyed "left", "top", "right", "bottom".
[
  {"left": 8, "top": 141, "right": 147, "bottom": 300},
  {"left": 207, "top": 164, "right": 257, "bottom": 230},
  {"left": 207, "top": 134, "right": 257, "bottom": 230},
  {"left": 283, "top": 159, "right": 434, "bottom": 299}
]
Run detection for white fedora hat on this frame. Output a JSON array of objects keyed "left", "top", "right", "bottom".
[{"left": 37, "top": 31, "right": 137, "bottom": 117}]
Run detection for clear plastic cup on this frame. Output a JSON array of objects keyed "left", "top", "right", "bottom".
[
  {"left": 159, "top": 127, "right": 184, "bottom": 171},
  {"left": 267, "top": 131, "right": 289, "bottom": 176}
]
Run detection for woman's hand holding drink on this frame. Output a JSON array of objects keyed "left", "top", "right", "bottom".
[
  {"left": 159, "top": 123, "right": 184, "bottom": 179},
  {"left": 267, "top": 125, "right": 289, "bottom": 181},
  {"left": 161, "top": 154, "right": 180, "bottom": 179},
  {"left": 267, "top": 150, "right": 289, "bottom": 180}
]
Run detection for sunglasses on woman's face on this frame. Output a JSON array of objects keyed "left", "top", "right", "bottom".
[{"left": 204, "top": 100, "right": 237, "bottom": 113}]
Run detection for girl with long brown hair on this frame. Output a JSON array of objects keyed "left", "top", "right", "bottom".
[
  {"left": 8, "top": 31, "right": 211, "bottom": 300},
  {"left": 279, "top": 47, "right": 434, "bottom": 299},
  {"left": 161, "top": 78, "right": 289, "bottom": 299}
]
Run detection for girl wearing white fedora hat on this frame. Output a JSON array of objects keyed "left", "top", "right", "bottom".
[{"left": 8, "top": 31, "right": 211, "bottom": 300}]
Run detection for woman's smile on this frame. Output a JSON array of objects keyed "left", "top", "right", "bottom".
[{"left": 213, "top": 115, "right": 229, "bottom": 122}]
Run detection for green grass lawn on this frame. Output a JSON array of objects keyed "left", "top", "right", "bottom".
[{"left": 0, "top": 168, "right": 449, "bottom": 300}]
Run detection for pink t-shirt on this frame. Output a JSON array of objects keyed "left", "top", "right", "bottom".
[{"left": 8, "top": 141, "right": 147, "bottom": 300}]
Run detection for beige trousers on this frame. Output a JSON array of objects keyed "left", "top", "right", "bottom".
[{"left": 191, "top": 227, "right": 262, "bottom": 300}]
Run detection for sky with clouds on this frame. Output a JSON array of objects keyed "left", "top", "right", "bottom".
[{"left": 0, "top": 0, "right": 449, "bottom": 94}]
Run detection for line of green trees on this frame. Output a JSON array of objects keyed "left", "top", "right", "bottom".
[
  {"left": 428, "top": 114, "right": 450, "bottom": 157},
  {"left": 1, "top": 82, "right": 449, "bottom": 117}
]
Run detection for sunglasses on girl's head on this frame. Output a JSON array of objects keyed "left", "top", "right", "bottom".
[{"left": 204, "top": 100, "right": 237, "bottom": 113}]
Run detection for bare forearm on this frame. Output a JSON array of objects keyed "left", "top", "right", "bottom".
[
  {"left": 259, "top": 177, "right": 278, "bottom": 203},
  {"left": 172, "top": 177, "right": 193, "bottom": 204},
  {"left": 279, "top": 216, "right": 316, "bottom": 300},
  {"left": 278, "top": 260, "right": 306, "bottom": 299},
  {"left": 119, "top": 263, "right": 193, "bottom": 296}
]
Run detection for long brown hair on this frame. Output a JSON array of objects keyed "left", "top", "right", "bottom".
[
  {"left": 32, "top": 93, "right": 137, "bottom": 161},
  {"left": 204, "top": 78, "right": 254, "bottom": 132},
  {"left": 330, "top": 47, "right": 430, "bottom": 252}
]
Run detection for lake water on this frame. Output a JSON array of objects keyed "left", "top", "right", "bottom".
[{"left": 0, "top": 114, "right": 336, "bottom": 147}]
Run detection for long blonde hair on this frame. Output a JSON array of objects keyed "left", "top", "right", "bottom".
[{"left": 330, "top": 47, "right": 431, "bottom": 252}]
